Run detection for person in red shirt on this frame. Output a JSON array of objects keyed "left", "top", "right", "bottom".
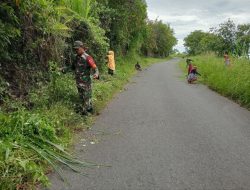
[{"left": 186, "top": 58, "right": 193, "bottom": 75}]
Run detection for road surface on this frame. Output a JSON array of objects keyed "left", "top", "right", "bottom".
[{"left": 47, "top": 58, "right": 250, "bottom": 190}]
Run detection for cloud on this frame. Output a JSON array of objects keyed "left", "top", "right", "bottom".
[
  {"left": 146, "top": 0, "right": 250, "bottom": 52},
  {"left": 174, "top": 39, "right": 185, "bottom": 52}
]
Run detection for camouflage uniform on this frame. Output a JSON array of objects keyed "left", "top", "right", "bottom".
[{"left": 72, "top": 41, "right": 99, "bottom": 114}]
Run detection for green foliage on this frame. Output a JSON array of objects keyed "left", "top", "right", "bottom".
[
  {"left": 212, "top": 19, "right": 237, "bottom": 53},
  {"left": 29, "top": 66, "right": 77, "bottom": 109},
  {"left": 0, "top": 0, "right": 109, "bottom": 97},
  {"left": 142, "top": 20, "right": 177, "bottom": 57},
  {"left": 0, "top": 0, "right": 72, "bottom": 97},
  {"left": 0, "top": 110, "right": 60, "bottom": 189},
  {"left": 0, "top": 76, "right": 9, "bottom": 105},
  {"left": 0, "top": 2, "right": 20, "bottom": 60},
  {"left": 184, "top": 30, "right": 210, "bottom": 55},
  {"left": 154, "top": 21, "right": 177, "bottom": 57},
  {"left": 62, "top": 0, "right": 92, "bottom": 19},
  {"left": 64, "top": 18, "right": 108, "bottom": 71},
  {"left": 106, "top": 0, "right": 148, "bottom": 55},
  {"left": 57, "top": 0, "right": 109, "bottom": 69},
  {"left": 92, "top": 0, "right": 115, "bottom": 35},
  {"left": 236, "top": 24, "right": 250, "bottom": 57},
  {"left": 0, "top": 108, "right": 94, "bottom": 189}
]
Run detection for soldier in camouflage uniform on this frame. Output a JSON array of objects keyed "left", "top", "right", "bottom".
[{"left": 72, "top": 41, "right": 99, "bottom": 115}]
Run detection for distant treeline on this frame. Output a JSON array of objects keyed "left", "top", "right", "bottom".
[
  {"left": 184, "top": 19, "right": 250, "bottom": 57},
  {"left": 0, "top": 0, "right": 177, "bottom": 98}
]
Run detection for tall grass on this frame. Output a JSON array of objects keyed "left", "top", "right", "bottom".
[
  {"left": 181, "top": 54, "right": 250, "bottom": 108},
  {"left": 0, "top": 110, "right": 95, "bottom": 189}
]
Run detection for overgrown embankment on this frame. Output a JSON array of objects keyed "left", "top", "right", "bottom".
[
  {"left": 0, "top": 56, "right": 169, "bottom": 189},
  {"left": 180, "top": 55, "right": 250, "bottom": 108}
]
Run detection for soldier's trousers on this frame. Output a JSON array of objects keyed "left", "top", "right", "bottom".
[{"left": 77, "top": 83, "right": 92, "bottom": 112}]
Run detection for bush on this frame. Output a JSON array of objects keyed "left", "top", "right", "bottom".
[{"left": 0, "top": 110, "right": 92, "bottom": 189}]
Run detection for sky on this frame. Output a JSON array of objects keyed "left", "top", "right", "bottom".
[{"left": 146, "top": 0, "right": 250, "bottom": 52}]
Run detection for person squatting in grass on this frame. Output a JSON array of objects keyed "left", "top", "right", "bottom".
[
  {"left": 135, "top": 62, "right": 142, "bottom": 71},
  {"left": 72, "top": 40, "right": 99, "bottom": 115},
  {"left": 224, "top": 51, "right": 230, "bottom": 66},
  {"left": 187, "top": 65, "right": 201, "bottom": 84}
]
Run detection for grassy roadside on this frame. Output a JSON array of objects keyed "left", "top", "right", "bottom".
[
  {"left": 0, "top": 56, "right": 171, "bottom": 189},
  {"left": 178, "top": 54, "right": 250, "bottom": 109}
]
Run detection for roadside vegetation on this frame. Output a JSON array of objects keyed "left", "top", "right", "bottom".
[
  {"left": 180, "top": 54, "right": 250, "bottom": 109},
  {"left": 1, "top": 54, "right": 168, "bottom": 190},
  {"left": 0, "top": 0, "right": 176, "bottom": 189},
  {"left": 182, "top": 19, "right": 250, "bottom": 109}
]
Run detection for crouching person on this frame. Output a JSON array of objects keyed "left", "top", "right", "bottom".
[
  {"left": 135, "top": 62, "right": 142, "bottom": 71},
  {"left": 187, "top": 66, "right": 201, "bottom": 84}
]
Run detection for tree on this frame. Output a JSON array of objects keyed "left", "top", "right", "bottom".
[
  {"left": 200, "top": 33, "right": 224, "bottom": 54},
  {"left": 142, "top": 20, "right": 177, "bottom": 57},
  {"left": 106, "top": 0, "right": 147, "bottom": 55},
  {"left": 211, "top": 19, "right": 237, "bottom": 54},
  {"left": 236, "top": 24, "right": 250, "bottom": 57},
  {"left": 154, "top": 21, "right": 177, "bottom": 56},
  {"left": 184, "top": 30, "right": 207, "bottom": 55},
  {"left": 141, "top": 20, "right": 157, "bottom": 56}
]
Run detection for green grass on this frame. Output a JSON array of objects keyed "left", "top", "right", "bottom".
[
  {"left": 179, "top": 54, "right": 250, "bottom": 108},
  {"left": 0, "top": 55, "right": 170, "bottom": 189}
]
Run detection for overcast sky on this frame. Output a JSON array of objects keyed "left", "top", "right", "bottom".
[{"left": 146, "top": 0, "right": 250, "bottom": 52}]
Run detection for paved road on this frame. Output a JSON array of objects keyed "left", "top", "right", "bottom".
[{"left": 48, "top": 58, "right": 250, "bottom": 190}]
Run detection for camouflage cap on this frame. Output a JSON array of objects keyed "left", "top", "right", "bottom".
[{"left": 73, "top": 40, "right": 84, "bottom": 49}]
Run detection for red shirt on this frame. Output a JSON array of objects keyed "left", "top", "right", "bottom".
[
  {"left": 188, "top": 64, "right": 193, "bottom": 74},
  {"left": 86, "top": 56, "right": 97, "bottom": 69}
]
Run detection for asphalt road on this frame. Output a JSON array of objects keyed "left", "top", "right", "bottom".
[{"left": 47, "top": 58, "right": 250, "bottom": 190}]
